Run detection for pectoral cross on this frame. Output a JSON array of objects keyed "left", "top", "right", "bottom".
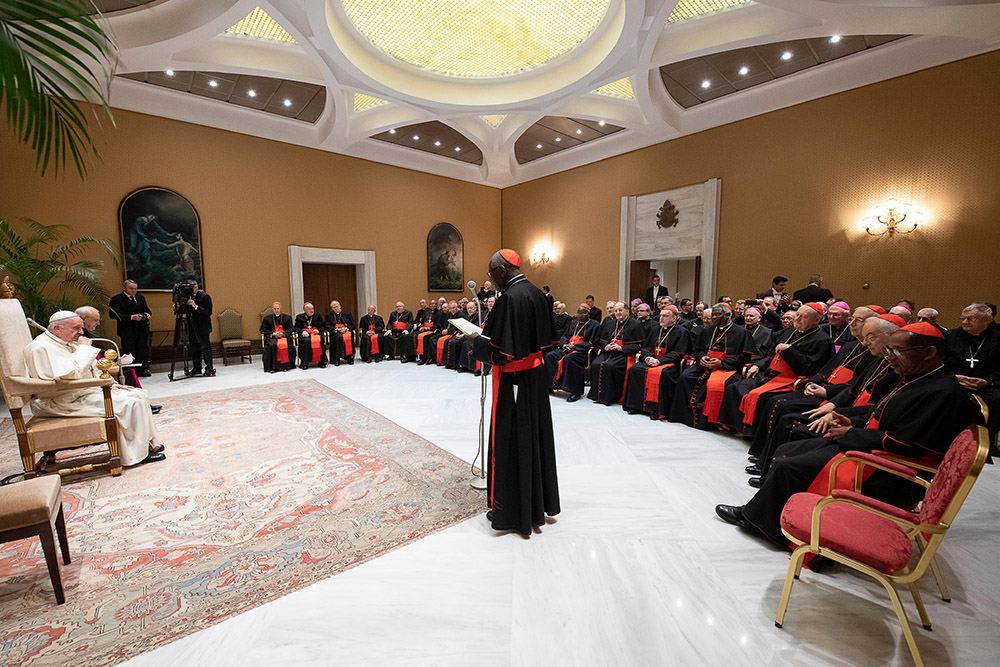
[{"left": 967, "top": 355, "right": 979, "bottom": 369}]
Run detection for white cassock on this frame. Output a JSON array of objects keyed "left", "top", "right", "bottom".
[{"left": 23, "top": 331, "right": 160, "bottom": 466}]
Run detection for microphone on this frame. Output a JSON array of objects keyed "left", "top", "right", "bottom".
[
  {"left": 25, "top": 318, "right": 46, "bottom": 332},
  {"left": 467, "top": 280, "right": 477, "bottom": 293}
]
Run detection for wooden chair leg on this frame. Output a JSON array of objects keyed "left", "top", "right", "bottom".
[
  {"left": 55, "top": 506, "right": 71, "bottom": 565},
  {"left": 37, "top": 523, "right": 65, "bottom": 604}
]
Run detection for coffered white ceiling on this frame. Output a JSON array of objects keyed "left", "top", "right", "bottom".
[{"left": 103, "top": 0, "right": 1000, "bottom": 187}]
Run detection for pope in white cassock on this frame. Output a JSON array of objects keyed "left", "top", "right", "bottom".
[{"left": 23, "top": 311, "right": 165, "bottom": 467}]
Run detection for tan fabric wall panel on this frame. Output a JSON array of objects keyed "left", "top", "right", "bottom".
[
  {"left": 501, "top": 52, "right": 1000, "bottom": 327},
  {"left": 0, "top": 109, "right": 500, "bottom": 341}
]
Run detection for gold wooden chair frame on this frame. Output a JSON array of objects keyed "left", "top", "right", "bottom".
[
  {"left": 217, "top": 308, "right": 252, "bottom": 365},
  {"left": 0, "top": 300, "right": 122, "bottom": 479},
  {"left": 774, "top": 424, "right": 990, "bottom": 667}
]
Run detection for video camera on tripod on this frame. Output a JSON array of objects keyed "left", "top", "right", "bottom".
[
  {"left": 168, "top": 280, "right": 197, "bottom": 380},
  {"left": 172, "top": 280, "right": 196, "bottom": 311}
]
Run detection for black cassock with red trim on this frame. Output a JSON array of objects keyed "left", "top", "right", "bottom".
[{"left": 471, "top": 274, "right": 560, "bottom": 536}]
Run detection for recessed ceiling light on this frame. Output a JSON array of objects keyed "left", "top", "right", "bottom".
[
  {"left": 434, "top": 141, "right": 441, "bottom": 147},
  {"left": 247, "top": 89, "right": 257, "bottom": 97},
  {"left": 208, "top": 79, "right": 218, "bottom": 87},
  {"left": 455, "top": 147, "right": 461, "bottom": 152},
  {"left": 575, "top": 129, "right": 582, "bottom": 134},
  {"left": 701, "top": 80, "right": 711, "bottom": 89},
  {"left": 598, "top": 120, "right": 606, "bottom": 126},
  {"left": 781, "top": 51, "right": 793, "bottom": 61},
  {"left": 830, "top": 35, "right": 842, "bottom": 43},
  {"left": 738, "top": 66, "right": 749, "bottom": 76},
  {"left": 389, "top": 129, "right": 396, "bottom": 134},
  {"left": 555, "top": 137, "right": 561, "bottom": 142},
  {"left": 165, "top": 69, "right": 175, "bottom": 76},
  {"left": 283, "top": 99, "right": 292, "bottom": 107},
  {"left": 413, "top": 135, "right": 420, "bottom": 141},
  {"left": 536, "top": 144, "right": 543, "bottom": 149}
]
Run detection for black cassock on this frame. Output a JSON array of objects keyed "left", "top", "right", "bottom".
[
  {"left": 260, "top": 313, "right": 296, "bottom": 372},
  {"left": 758, "top": 358, "right": 899, "bottom": 479},
  {"left": 747, "top": 341, "right": 876, "bottom": 456},
  {"left": 293, "top": 312, "right": 327, "bottom": 368},
  {"left": 414, "top": 309, "right": 441, "bottom": 362},
  {"left": 443, "top": 313, "right": 471, "bottom": 368},
  {"left": 553, "top": 312, "right": 573, "bottom": 340},
  {"left": 545, "top": 318, "right": 598, "bottom": 396},
  {"left": 944, "top": 322, "right": 1000, "bottom": 437},
  {"left": 421, "top": 310, "right": 455, "bottom": 364},
  {"left": 384, "top": 310, "right": 415, "bottom": 360},
  {"left": 668, "top": 324, "right": 754, "bottom": 428},
  {"left": 622, "top": 323, "right": 691, "bottom": 417},
  {"left": 745, "top": 324, "right": 773, "bottom": 367},
  {"left": 586, "top": 317, "right": 646, "bottom": 405},
  {"left": 471, "top": 275, "right": 560, "bottom": 536},
  {"left": 821, "top": 321, "right": 855, "bottom": 351},
  {"left": 460, "top": 311, "right": 490, "bottom": 373},
  {"left": 743, "top": 366, "right": 977, "bottom": 545},
  {"left": 716, "top": 326, "right": 834, "bottom": 434},
  {"left": 325, "top": 310, "right": 356, "bottom": 365},
  {"left": 358, "top": 314, "right": 385, "bottom": 362}
]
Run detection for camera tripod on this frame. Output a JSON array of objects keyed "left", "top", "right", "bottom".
[{"left": 167, "top": 309, "right": 193, "bottom": 381}]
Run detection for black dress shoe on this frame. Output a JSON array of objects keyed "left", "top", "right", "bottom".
[
  {"left": 400, "top": 359, "right": 409, "bottom": 363},
  {"left": 748, "top": 476, "right": 763, "bottom": 488},
  {"left": 347, "top": 360, "right": 354, "bottom": 365},
  {"left": 150, "top": 405, "right": 162, "bottom": 415},
  {"left": 626, "top": 409, "right": 641, "bottom": 415},
  {"left": 715, "top": 504, "right": 744, "bottom": 526},
  {"left": 203, "top": 369, "right": 216, "bottom": 377},
  {"left": 567, "top": 394, "right": 582, "bottom": 403},
  {"left": 745, "top": 464, "right": 762, "bottom": 475},
  {"left": 486, "top": 510, "right": 494, "bottom": 523},
  {"left": 747, "top": 455, "right": 759, "bottom": 464},
  {"left": 149, "top": 444, "right": 165, "bottom": 454},
  {"left": 300, "top": 365, "right": 309, "bottom": 370},
  {"left": 319, "top": 363, "right": 327, "bottom": 368},
  {"left": 649, "top": 413, "right": 660, "bottom": 421},
  {"left": 131, "top": 452, "right": 166, "bottom": 466},
  {"left": 417, "top": 360, "right": 426, "bottom": 366},
  {"left": 184, "top": 369, "right": 199, "bottom": 377}
]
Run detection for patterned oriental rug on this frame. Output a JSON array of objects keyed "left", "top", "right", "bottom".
[{"left": 0, "top": 380, "right": 484, "bottom": 667}]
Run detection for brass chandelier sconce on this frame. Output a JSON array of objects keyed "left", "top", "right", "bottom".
[{"left": 863, "top": 198, "right": 924, "bottom": 237}]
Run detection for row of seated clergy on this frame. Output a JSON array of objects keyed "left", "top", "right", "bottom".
[
  {"left": 721, "top": 321, "right": 981, "bottom": 546},
  {"left": 260, "top": 301, "right": 358, "bottom": 372}
]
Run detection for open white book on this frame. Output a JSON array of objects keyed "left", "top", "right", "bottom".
[{"left": 448, "top": 318, "right": 484, "bottom": 336}]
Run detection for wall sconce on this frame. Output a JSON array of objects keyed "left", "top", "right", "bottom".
[
  {"left": 530, "top": 244, "right": 553, "bottom": 265},
  {"left": 862, "top": 199, "right": 924, "bottom": 237}
]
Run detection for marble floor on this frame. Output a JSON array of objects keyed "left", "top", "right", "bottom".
[{"left": 80, "top": 360, "right": 1000, "bottom": 665}]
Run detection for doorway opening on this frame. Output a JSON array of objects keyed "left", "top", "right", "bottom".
[
  {"left": 288, "top": 246, "right": 376, "bottom": 320},
  {"left": 629, "top": 258, "right": 701, "bottom": 304},
  {"left": 303, "top": 263, "right": 358, "bottom": 319}
]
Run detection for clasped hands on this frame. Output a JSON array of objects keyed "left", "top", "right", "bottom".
[
  {"left": 803, "top": 402, "right": 852, "bottom": 437},
  {"left": 605, "top": 342, "right": 622, "bottom": 352},
  {"left": 956, "top": 374, "right": 987, "bottom": 391},
  {"left": 699, "top": 356, "right": 722, "bottom": 369}
]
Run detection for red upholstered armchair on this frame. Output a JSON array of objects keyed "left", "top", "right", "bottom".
[{"left": 774, "top": 426, "right": 990, "bottom": 667}]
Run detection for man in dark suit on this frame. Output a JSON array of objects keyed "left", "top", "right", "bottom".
[
  {"left": 542, "top": 285, "right": 555, "bottom": 311},
  {"left": 644, "top": 275, "right": 668, "bottom": 307},
  {"left": 793, "top": 274, "right": 834, "bottom": 304},
  {"left": 184, "top": 281, "right": 215, "bottom": 377},
  {"left": 109, "top": 279, "right": 152, "bottom": 376},
  {"left": 756, "top": 275, "right": 789, "bottom": 311},
  {"left": 585, "top": 294, "right": 602, "bottom": 323}
]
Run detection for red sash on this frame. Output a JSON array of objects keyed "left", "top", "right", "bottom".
[
  {"left": 367, "top": 325, "right": 380, "bottom": 354},
  {"left": 826, "top": 364, "right": 854, "bottom": 385},
  {"left": 393, "top": 321, "right": 408, "bottom": 331},
  {"left": 436, "top": 334, "right": 453, "bottom": 364},
  {"left": 614, "top": 339, "right": 636, "bottom": 405},
  {"left": 740, "top": 354, "right": 799, "bottom": 424},
  {"left": 554, "top": 335, "right": 584, "bottom": 382},
  {"left": 274, "top": 324, "right": 289, "bottom": 364},
  {"left": 807, "top": 416, "right": 881, "bottom": 498},
  {"left": 643, "top": 347, "right": 674, "bottom": 404},
  {"left": 489, "top": 351, "right": 544, "bottom": 507},
  {"left": 702, "top": 350, "right": 735, "bottom": 423},
  {"left": 417, "top": 330, "right": 435, "bottom": 355},
  {"left": 340, "top": 330, "right": 353, "bottom": 356},
  {"left": 306, "top": 327, "right": 322, "bottom": 359},
  {"left": 853, "top": 390, "right": 872, "bottom": 407}
]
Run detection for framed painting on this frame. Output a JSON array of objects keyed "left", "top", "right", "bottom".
[
  {"left": 427, "top": 222, "right": 463, "bottom": 291},
  {"left": 118, "top": 186, "right": 204, "bottom": 291}
]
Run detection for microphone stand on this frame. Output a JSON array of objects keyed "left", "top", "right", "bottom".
[{"left": 468, "top": 283, "right": 488, "bottom": 491}]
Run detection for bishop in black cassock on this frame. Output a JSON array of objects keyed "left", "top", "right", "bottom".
[
  {"left": 384, "top": 303, "right": 415, "bottom": 361},
  {"left": 325, "top": 301, "right": 356, "bottom": 366},
  {"left": 358, "top": 304, "right": 384, "bottom": 363},
  {"left": 469, "top": 249, "right": 560, "bottom": 536},
  {"left": 719, "top": 324, "right": 979, "bottom": 545},
  {"left": 622, "top": 307, "right": 691, "bottom": 418},
  {"left": 944, "top": 304, "right": 999, "bottom": 439},
  {"left": 294, "top": 302, "right": 327, "bottom": 369},
  {"left": 261, "top": 302, "right": 296, "bottom": 372},
  {"left": 546, "top": 305, "right": 599, "bottom": 400},
  {"left": 587, "top": 303, "right": 646, "bottom": 406}
]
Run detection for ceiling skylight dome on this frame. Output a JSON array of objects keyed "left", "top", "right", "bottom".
[{"left": 341, "top": 0, "right": 612, "bottom": 78}]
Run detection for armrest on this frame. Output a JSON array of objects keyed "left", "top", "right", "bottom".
[
  {"left": 830, "top": 489, "right": 917, "bottom": 524},
  {"left": 829, "top": 451, "right": 924, "bottom": 494},
  {"left": 871, "top": 450, "right": 940, "bottom": 474},
  {"left": 6, "top": 375, "right": 114, "bottom": 396}
]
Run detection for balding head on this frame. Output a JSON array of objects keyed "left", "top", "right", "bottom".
[
  {"left": 889, "top": 305, "right": 912, "bottom": 323},
  {"left": 795, "top": 304, "right": 823, "bottom": 331},
  {"left": 75, "top": 306, "right": 100, "bottom": 332},
  {"left": 915, "top": 308, "right": 938, "bottom": 326}
]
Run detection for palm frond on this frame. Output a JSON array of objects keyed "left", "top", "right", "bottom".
[{"left": 0, "top": 0, "right": 115, "bottom": 179}]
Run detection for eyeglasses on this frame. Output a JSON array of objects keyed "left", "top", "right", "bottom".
[
  {"left": 847, "top": 316, "right": 869, "bottom": 323},
  {"left": 884, "top": 345, "right": 929, "bottom": 358}
]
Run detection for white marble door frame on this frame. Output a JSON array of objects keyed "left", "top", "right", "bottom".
[
  {"left": 618, "top": 178, "right": 721, "bottom": 304},
  {"left": 288, "top": 246, "right": 377, "bottom": 314}
]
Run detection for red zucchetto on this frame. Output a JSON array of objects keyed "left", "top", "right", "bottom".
[
  {"left": 866, "top": 305, "right": 887, "bottom": 315},
  {"left": 499, "top": 248, "right": 521, "bottom": 268},
  {"left": 901, "top": 322, "right": 944, "bottom": 339},
  {"left": 879, "top": 313, "right": 906, "bottom": 328},
  {"left": 805, "top": 302, "right": 825, "bottom": 314}
]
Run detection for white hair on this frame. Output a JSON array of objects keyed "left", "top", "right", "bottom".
[{"left": 75, "top": 306, "right": 99, "bottom": 318}]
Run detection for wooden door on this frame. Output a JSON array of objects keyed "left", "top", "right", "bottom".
[
  {"left": 629, "top": 260, "right": 653, "bottom": 303},
  {"left": 302, "top": 263, "right": 359, "bottom": 319}
]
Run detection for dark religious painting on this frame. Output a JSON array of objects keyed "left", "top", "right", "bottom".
[
  {"left": 427, "top": 222, "right": 463, "bottom": 291},
  {"left": 118, "top": 187, "right": 204, "bottom": 291}
]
